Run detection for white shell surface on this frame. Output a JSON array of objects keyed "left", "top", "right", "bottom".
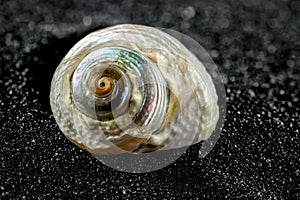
[{"left": 50, "top": 24, "right": 219, "bottom": 154}]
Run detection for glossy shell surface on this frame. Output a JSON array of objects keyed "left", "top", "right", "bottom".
[{"left": 50, "top": 24, "right": 219, "bottom": 154}]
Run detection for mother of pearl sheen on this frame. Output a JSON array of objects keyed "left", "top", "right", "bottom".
[{"left": 50, "top": 24, "right": 219, "bottom": 155}]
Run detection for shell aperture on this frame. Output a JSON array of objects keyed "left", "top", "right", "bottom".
[{"left": 50, "top": 24, "right": 220, "bottom": 156}]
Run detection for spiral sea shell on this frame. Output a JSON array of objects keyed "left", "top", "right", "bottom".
[{"left": 50, "top": 24, "right": 219, "bottom": 155}]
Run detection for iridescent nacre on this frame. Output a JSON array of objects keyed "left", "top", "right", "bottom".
[{"left": 50, "top": 24, "right": 219, "bottom": 155}]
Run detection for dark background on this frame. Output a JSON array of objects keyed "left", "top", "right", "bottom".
[{"left": 0, "top": 0, "right": 299, "bottom": 199}]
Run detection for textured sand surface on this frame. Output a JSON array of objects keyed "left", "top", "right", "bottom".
[{"left": 0, "top": 0, "right": 299, "bottom": 198}]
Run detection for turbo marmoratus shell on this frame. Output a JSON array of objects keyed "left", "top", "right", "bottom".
[{"left": 50, "top": 24, "right": 219, "bottom": 155}]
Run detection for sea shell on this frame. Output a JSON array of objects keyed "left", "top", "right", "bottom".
[{"left": 50, "top": 24, "right": 219, "bottom": 155}]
